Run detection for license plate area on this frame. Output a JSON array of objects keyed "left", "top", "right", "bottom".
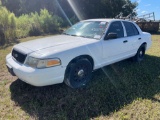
[{"left": 6, "top": 64, "right": 16, "bottom": 76}]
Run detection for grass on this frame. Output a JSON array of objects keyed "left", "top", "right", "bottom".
[{"left": 0, "top": 35, "right": 160, "bottom": 120}]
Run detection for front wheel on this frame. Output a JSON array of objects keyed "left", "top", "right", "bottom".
[
  {"left": 64, "top": 58, "right": 92, "bottom": 88},
  {"left": 133, "top": 44, "right": 146, "bottom": 62}
]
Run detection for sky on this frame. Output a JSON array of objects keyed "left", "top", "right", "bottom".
[{"left": 131, "top": 0, "right": 160, "bottom": 20}]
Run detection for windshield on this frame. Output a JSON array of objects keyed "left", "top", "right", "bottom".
[{"left": 63, "top": 21, "right": 108, "bottom": 39}]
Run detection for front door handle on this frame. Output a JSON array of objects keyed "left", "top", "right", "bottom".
[{"left": 123, "top": 40, "right": 128, "bottom": 43}]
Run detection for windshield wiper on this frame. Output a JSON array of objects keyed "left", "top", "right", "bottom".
[
  {"left": 63, "top": 33, "right": 93, "bottom": 38},
  {"left": 70, "top": 34, "right": 78, "bottom": 36},
  {"left": 62, "top": 33, "right": 78, "bottom": 37},
  {"left": 80, "top": 35, "right": 93, "bottom": 38},
  {"left": 62, "top": 33, "right": 69, "bottom": 35}
]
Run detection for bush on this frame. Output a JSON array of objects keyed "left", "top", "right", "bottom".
[
  {"left": 0, "top": 7, "right": 16, "bottom": 45},
  {"left": 29, "top": 12, "right": 42, "bottom": 36},
  {"left": 29, "top": 9, "right": 63, "bottom": 36},
  {"left": 39, "top": 9, "right": 62, "bottom": 34},
  {"left": 16, "top": 14, "right": 31, "bottom": 38},
  {"left": 0, "top": 7, "right": 63, "bottom": 44}
]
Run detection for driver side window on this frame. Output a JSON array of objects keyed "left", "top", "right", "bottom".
[{"left": 105, "top": 21, "right": 124, "bottom": 39}]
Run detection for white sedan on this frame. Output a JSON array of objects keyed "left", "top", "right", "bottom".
[{"left": 6, "top": 19, "right": 152, "bottom": 88}]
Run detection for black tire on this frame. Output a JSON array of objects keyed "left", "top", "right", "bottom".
[
  {"left": 64, "top": 58, "right": 92, "bottom": 88},
  {"left": 133, "top": 44, "right": 146, "bottom": 62}
]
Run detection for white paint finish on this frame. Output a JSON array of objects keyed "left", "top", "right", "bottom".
[
  {"left": 29, "top": 36, "right": 99, "bottom": 58},
  {"left": 6, "top": 19, "right": 152, "bottom": 87},
  {"left": 16, "top": 35, "right": 97, "bottom": 53},
  {"left": 102, "top": 37, "right": 130, "bottom": 61},
  {"left": 6, "top": 54, "right": 65, "bottom": 86}
]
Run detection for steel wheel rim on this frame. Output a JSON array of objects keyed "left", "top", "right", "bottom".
[
  {"left": 73, "top": 64, "right": 88, "bottom": 82},
  {"left": 139, "top": 49, "right": 144, "bottom": 59}
]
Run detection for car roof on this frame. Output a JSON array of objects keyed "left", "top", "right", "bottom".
[{"left": 83, "top": 18, "right": 133, "bottom": 23}]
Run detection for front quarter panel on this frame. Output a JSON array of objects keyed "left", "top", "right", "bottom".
[{"left": 52, "top": 41, "right": 103, "bottom": 70}]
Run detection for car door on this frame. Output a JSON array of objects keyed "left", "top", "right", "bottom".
[
  {"left": 122, "top": 21, "right": 142, "bottom": 54},
  {"left": 102, "top": 21, "right": 129, "bottom": 65}
]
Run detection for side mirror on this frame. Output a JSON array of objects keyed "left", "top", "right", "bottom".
[{"left": 105, "top": 33, "right": 118, "bottom": 40}]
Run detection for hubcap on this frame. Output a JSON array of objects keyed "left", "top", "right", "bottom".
[
  {"left": 139, "top": 50, "right": 144, "bottom": 58},
  {"left": 140, "top": 51, "right": 143, "bottom": 56},
  {"left": 78, "top": 69, "right": 84, "bottom": 77}
]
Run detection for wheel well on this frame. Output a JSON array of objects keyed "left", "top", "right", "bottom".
[
  {"left": 67, "top": 55, "right": 94, "bottom": 70},
  {"left": 141, "top": 42, "right": 147, "bottom": 50}
]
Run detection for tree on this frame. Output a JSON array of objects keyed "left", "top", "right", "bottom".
[
  {"left": 1, "top": 0, "right": 137, "bottom": 19},
  {"left": 1, "top": 0, "right": 137, "bottom": 27}
]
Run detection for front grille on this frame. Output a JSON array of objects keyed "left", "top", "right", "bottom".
[{"left": 12, "top": 49, "right": 27, "bottom": 64}]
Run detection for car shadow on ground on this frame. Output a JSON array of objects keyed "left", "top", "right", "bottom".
[{"left": 10, "top": 55, "right": 160, "bottom": 119}]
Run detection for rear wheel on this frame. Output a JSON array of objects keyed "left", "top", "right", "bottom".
[
  {"left": 64, "top": 58, "right": 92, "bottom": 88},
  {"left": 133, "top": 44, "right": 146, "bottom": 62}
]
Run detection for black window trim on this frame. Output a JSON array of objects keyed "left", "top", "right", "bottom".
[
  {"left": 131, "top": 22, "right": 140, "bottom": 35},
  {"left": 122, "top": 21, "right": 140, "bottom": 37},
  {"left": 104, "top": 21, "right": 125, "bottom": 40}
]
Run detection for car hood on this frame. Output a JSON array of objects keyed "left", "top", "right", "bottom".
[{"left": 14, "top": 35, "right": 98, "bottom": 56}]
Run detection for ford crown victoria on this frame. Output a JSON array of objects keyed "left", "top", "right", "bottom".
[{"left": 6, "top": 19, "right": 152, "bottom": 88}]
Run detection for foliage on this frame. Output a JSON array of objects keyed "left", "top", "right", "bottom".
[
  {"left": 29, "top": 9, "right": 63, "bottom": 36},
  {"left": 39, "top": 9, "right": 61, "bottom": 34},
  {"left": 0, "top": 8, "right": 63, "bottom": 44},
  {"left": 1, "top": 0, "right": 137, "bottom": 20},
  {"left": 16, "top": 14, "right": 31, "bottom": 38},
  {"left": 0, "top": 7, "right": 16, "bottom": 45}
]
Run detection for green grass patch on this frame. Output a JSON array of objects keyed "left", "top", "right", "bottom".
[{"left": 0, "top": 35, "right": 160, "bottom": 119}]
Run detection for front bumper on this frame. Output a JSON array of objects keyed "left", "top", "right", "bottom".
[{"left": 6, "top": 54, "right": 65, "bottom": 86}]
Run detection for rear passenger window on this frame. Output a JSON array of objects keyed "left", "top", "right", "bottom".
[
  {"left": 123, "top": 21, "right": 139, "bottom": 36},
  {"left": 131, "top": 23, "right": 139, "bottom": 35},
  {"left": 106, "top": 21, "right": 124, "bottom": 38}
]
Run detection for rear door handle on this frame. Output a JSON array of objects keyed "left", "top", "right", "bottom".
[
  {"left": 123, "top": 40, "right": 128, "bottom": 43},
  {"left": 138, "top": 38, "right": 141, "bottom": 40}
]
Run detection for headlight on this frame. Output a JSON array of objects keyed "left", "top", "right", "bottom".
[{"left": 25, "top": 57, "right": 61, "bottom": 69}]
